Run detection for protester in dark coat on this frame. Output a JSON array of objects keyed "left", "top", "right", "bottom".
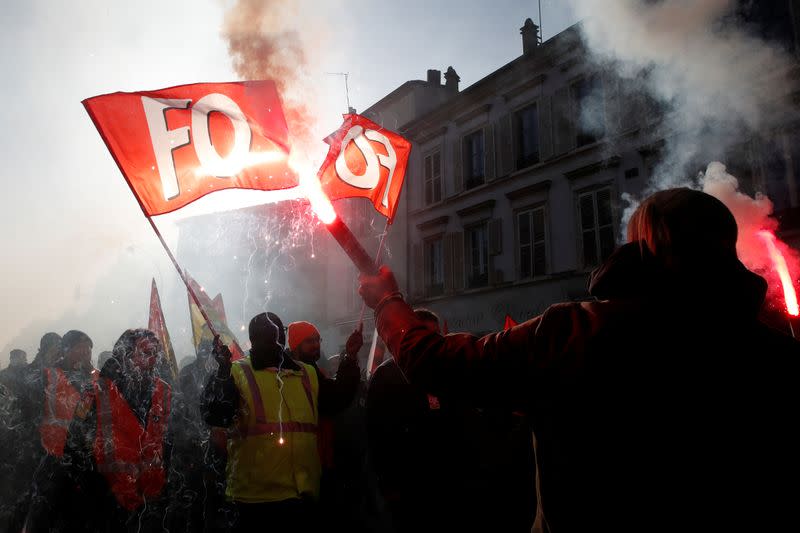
[
  {"left": 171, "top": 339, "right": 225, "bottom": 533},
  {"left": 0, "top": 333, "right": 62, "bottom": 532},
  {"left": 0, "top": 381, "right": 25, "bottom": 531},
  {"left": 0, "top": 349, "right": 28, "bottom": 397},
  {"left": 26, "top": 329, "right": 175, "bottom": 533},
  {"left": 367, "top": 309, "right": 470, "bottom": 532},
  {"left": 359, "top": 188, "right": 800, "bottom": 533}
]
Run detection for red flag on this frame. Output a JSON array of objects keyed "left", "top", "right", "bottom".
[
  {"left": 318, "top": 114, "right": 411, "bottom": 222},
  {"left": 503, "top": 314, "right": 518, "bottom": 331},
  {"left": 83, "top": 81, "right": 294, "bottom": 216},
  {"left": 148, "top": 279, "right": 178, "bottom": 379},
  {"left": 186, "top": 274, "right": 245, "bottom": 361}
]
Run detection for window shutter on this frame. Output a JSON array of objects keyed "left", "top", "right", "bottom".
[
  {"left": 532, "top": 208, "right": 547, "bottom": 276},
  {"left": 498, "top": 114, "right": 514, "bottom": 177},
  {"left": 488, "top": 218, "right": 503, "bottom": 256},
  {"left": 579, "top": 193, "right": 598, "bottom": 267},
  {"left": 443, "top": 234, "right": 454, "bottom": 294},
  {"left": 602, "top": 72, "right": 620, "bottom": 137},
  {"left": 452, "top": 232, "right": 465, "bottom": 291},
  {"left": 596, "top": 188, "right": 613, "bottom": 226},
  {"left": 538, "top": 96, "right": 553, "bottom": 161},
  {"left": 553, "top": 86, "right": 574, "bottom": 155},
  {"left": 412, "top": 243, "right": 423, "bottom": 298},
  {"left": 451, "top": 139, "right": 463, "bottom": 195},
  {"left": 433, "top": 151, "right": 442, "bottom": 203},
  {"left": 484, "top": 124, "right": 496, "bottom": 181}
]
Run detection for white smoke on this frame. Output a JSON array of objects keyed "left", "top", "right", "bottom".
[{"left": 570, "top": 0, "right": 796, "bottom": 190}]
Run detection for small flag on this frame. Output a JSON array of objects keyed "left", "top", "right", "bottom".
[
  {"left": 503, "top": 314, "right": 518, "bottom": 331},
  {"left": 318, "top": 114, "right": 412, "bottom": 222},
  {"left": 148, "top": 279, "right": 178, "bottom": 379},
  {"left": 186, "top": 274, "right": 245, "bottom": 360}
]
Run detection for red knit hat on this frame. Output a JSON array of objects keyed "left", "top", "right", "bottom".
[{"left": 287, "top": 321, "right": 320, "bottom": 352}]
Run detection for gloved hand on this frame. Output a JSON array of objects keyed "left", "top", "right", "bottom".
[
  {"left": 358, "top": 265, "right": 400, "bottom": 309},
  {"left": 345, "top": 323, "right": 364, "bottom": 357},
  {"left": 213, "top": 335, "right": 232, "bottom": 378}
]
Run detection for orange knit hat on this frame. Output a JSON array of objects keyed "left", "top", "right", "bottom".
[{"left": 287, "top": 321, "right": 320, "bottom": 352}]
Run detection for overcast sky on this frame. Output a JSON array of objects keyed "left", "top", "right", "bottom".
[{"left": 0, "top": 1, "right": 577, "bottom": 364}]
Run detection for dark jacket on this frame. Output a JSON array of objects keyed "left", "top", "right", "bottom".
[{"left": 375, "top": 242, "right": 800, "bottom": 532}]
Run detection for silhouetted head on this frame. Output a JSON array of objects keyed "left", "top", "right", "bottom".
[
  {"left": 197, "top": 339, "right": 214, "bottom": 361},
  {"left": 61, "top": 330, "right": 93, "bottom": 371},
  {"left": 248, "top": 313, "right": 282, "bottom": 359},
  {"left": 9, "top": 349, "right": 27, "bottom": 367},
  {"left": 413, "top": 308, "right": 441, "bottom": 333},
  {"left": 627, "top": 188, "right": 739, "bottom": 270},
  {"left": 97, "top": 351, "right": 113, "bottom": 370},
  {"left": 38, "top": 332, "right": 62, "bottom": 367}
]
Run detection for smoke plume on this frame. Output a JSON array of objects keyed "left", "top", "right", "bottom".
[{"left": 222, "top": 0, "right": 327, "bottom": 154}]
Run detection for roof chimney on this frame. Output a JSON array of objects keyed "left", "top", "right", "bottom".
[
  {"left": 427, "top": 69, "right": 441, "bottom": 85},
  {"left": 521, "top": 18, "right": 540, "bottom": 55},
  {"left": 444, "top": 66, "right": 460, "bottom": 94}
]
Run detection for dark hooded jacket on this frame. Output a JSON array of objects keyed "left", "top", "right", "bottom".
[{"left": 375, "top": 242, "right": 799, "bottom": 533}]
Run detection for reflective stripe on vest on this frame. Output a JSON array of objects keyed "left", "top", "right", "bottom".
[{"left": 238, "top": 363, "right": 318, "bottom": 437}]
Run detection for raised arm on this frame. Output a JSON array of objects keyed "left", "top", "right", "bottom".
[{"left": 361, "top": 266, "right": 539, "bottom": 409}]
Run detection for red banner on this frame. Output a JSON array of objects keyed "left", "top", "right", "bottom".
[
  {"left": 83, "top": 81, "right": 294, "bottom": 216},
  {"left": 148, "top": 279, "right": 178, "bottom": 379},
  {"left": 318, "top": 114, "right": 411, "bottom": 222}
]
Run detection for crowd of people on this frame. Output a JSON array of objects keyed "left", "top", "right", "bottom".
[{"left": 0, "top": 188, "right": 798, "bottom": 533}]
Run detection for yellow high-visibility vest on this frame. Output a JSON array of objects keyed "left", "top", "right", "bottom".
[{"left": 226, "top": 357, "right": 320, "bottom": 503}]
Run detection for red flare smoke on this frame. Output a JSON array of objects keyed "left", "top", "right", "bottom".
[{"left": 758, "top": 230, "right": 799, "bottom": 316}]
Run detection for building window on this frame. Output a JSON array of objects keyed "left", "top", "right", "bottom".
[
  {"left": 424, "top": 151, "right": 442, "bottom": 205},
  {"left": 515, "top": 104, "right": 540, "bottom": 169},
  {"left": 518, "top": 206, "right": 547, "bottom": 279},
  {"left": 578, "top": 187, "right": 615, "bottom": 267},
  {"left": 464, "top": 130, "right": 485, "bottom": 189},
  {"left": 465, "top": 223, "right": 489, "bottom": 288},
  {"left": 424, "top": 237, "right": 444, "bottom": 296},
  {"left": 573, "top": 75, "right": 605, "bottom": 147}
]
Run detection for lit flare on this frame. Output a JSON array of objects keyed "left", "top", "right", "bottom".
[{"left": 758, "top": 230, "right": 799, "bottom": 316}]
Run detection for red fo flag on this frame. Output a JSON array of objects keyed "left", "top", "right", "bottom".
[
  {"left": 503, "top": 314, "right": 518, "bottom": 331},
  {"left": 83, "top": 81, "right": 294, "bottom": 216},
  {"left": 318, "top": 114, "right": 411, "bottom": 222},
  {"left": 148, "top": 279, "right": 178, "bottom": 379}
]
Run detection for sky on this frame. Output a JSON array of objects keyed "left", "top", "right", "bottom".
[{"left": 0, "top": 0, "right": 578, "bottom": 364}]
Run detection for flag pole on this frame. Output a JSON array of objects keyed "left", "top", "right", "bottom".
[
  {"left": 358, "top": 218, "right": 391, "bottom": 327},
  {"left": 361, "top": 218, "right": 391, "bottom": 377},
  {"left": 145, "top": 215, "right": 219, "bottom": 338}
]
